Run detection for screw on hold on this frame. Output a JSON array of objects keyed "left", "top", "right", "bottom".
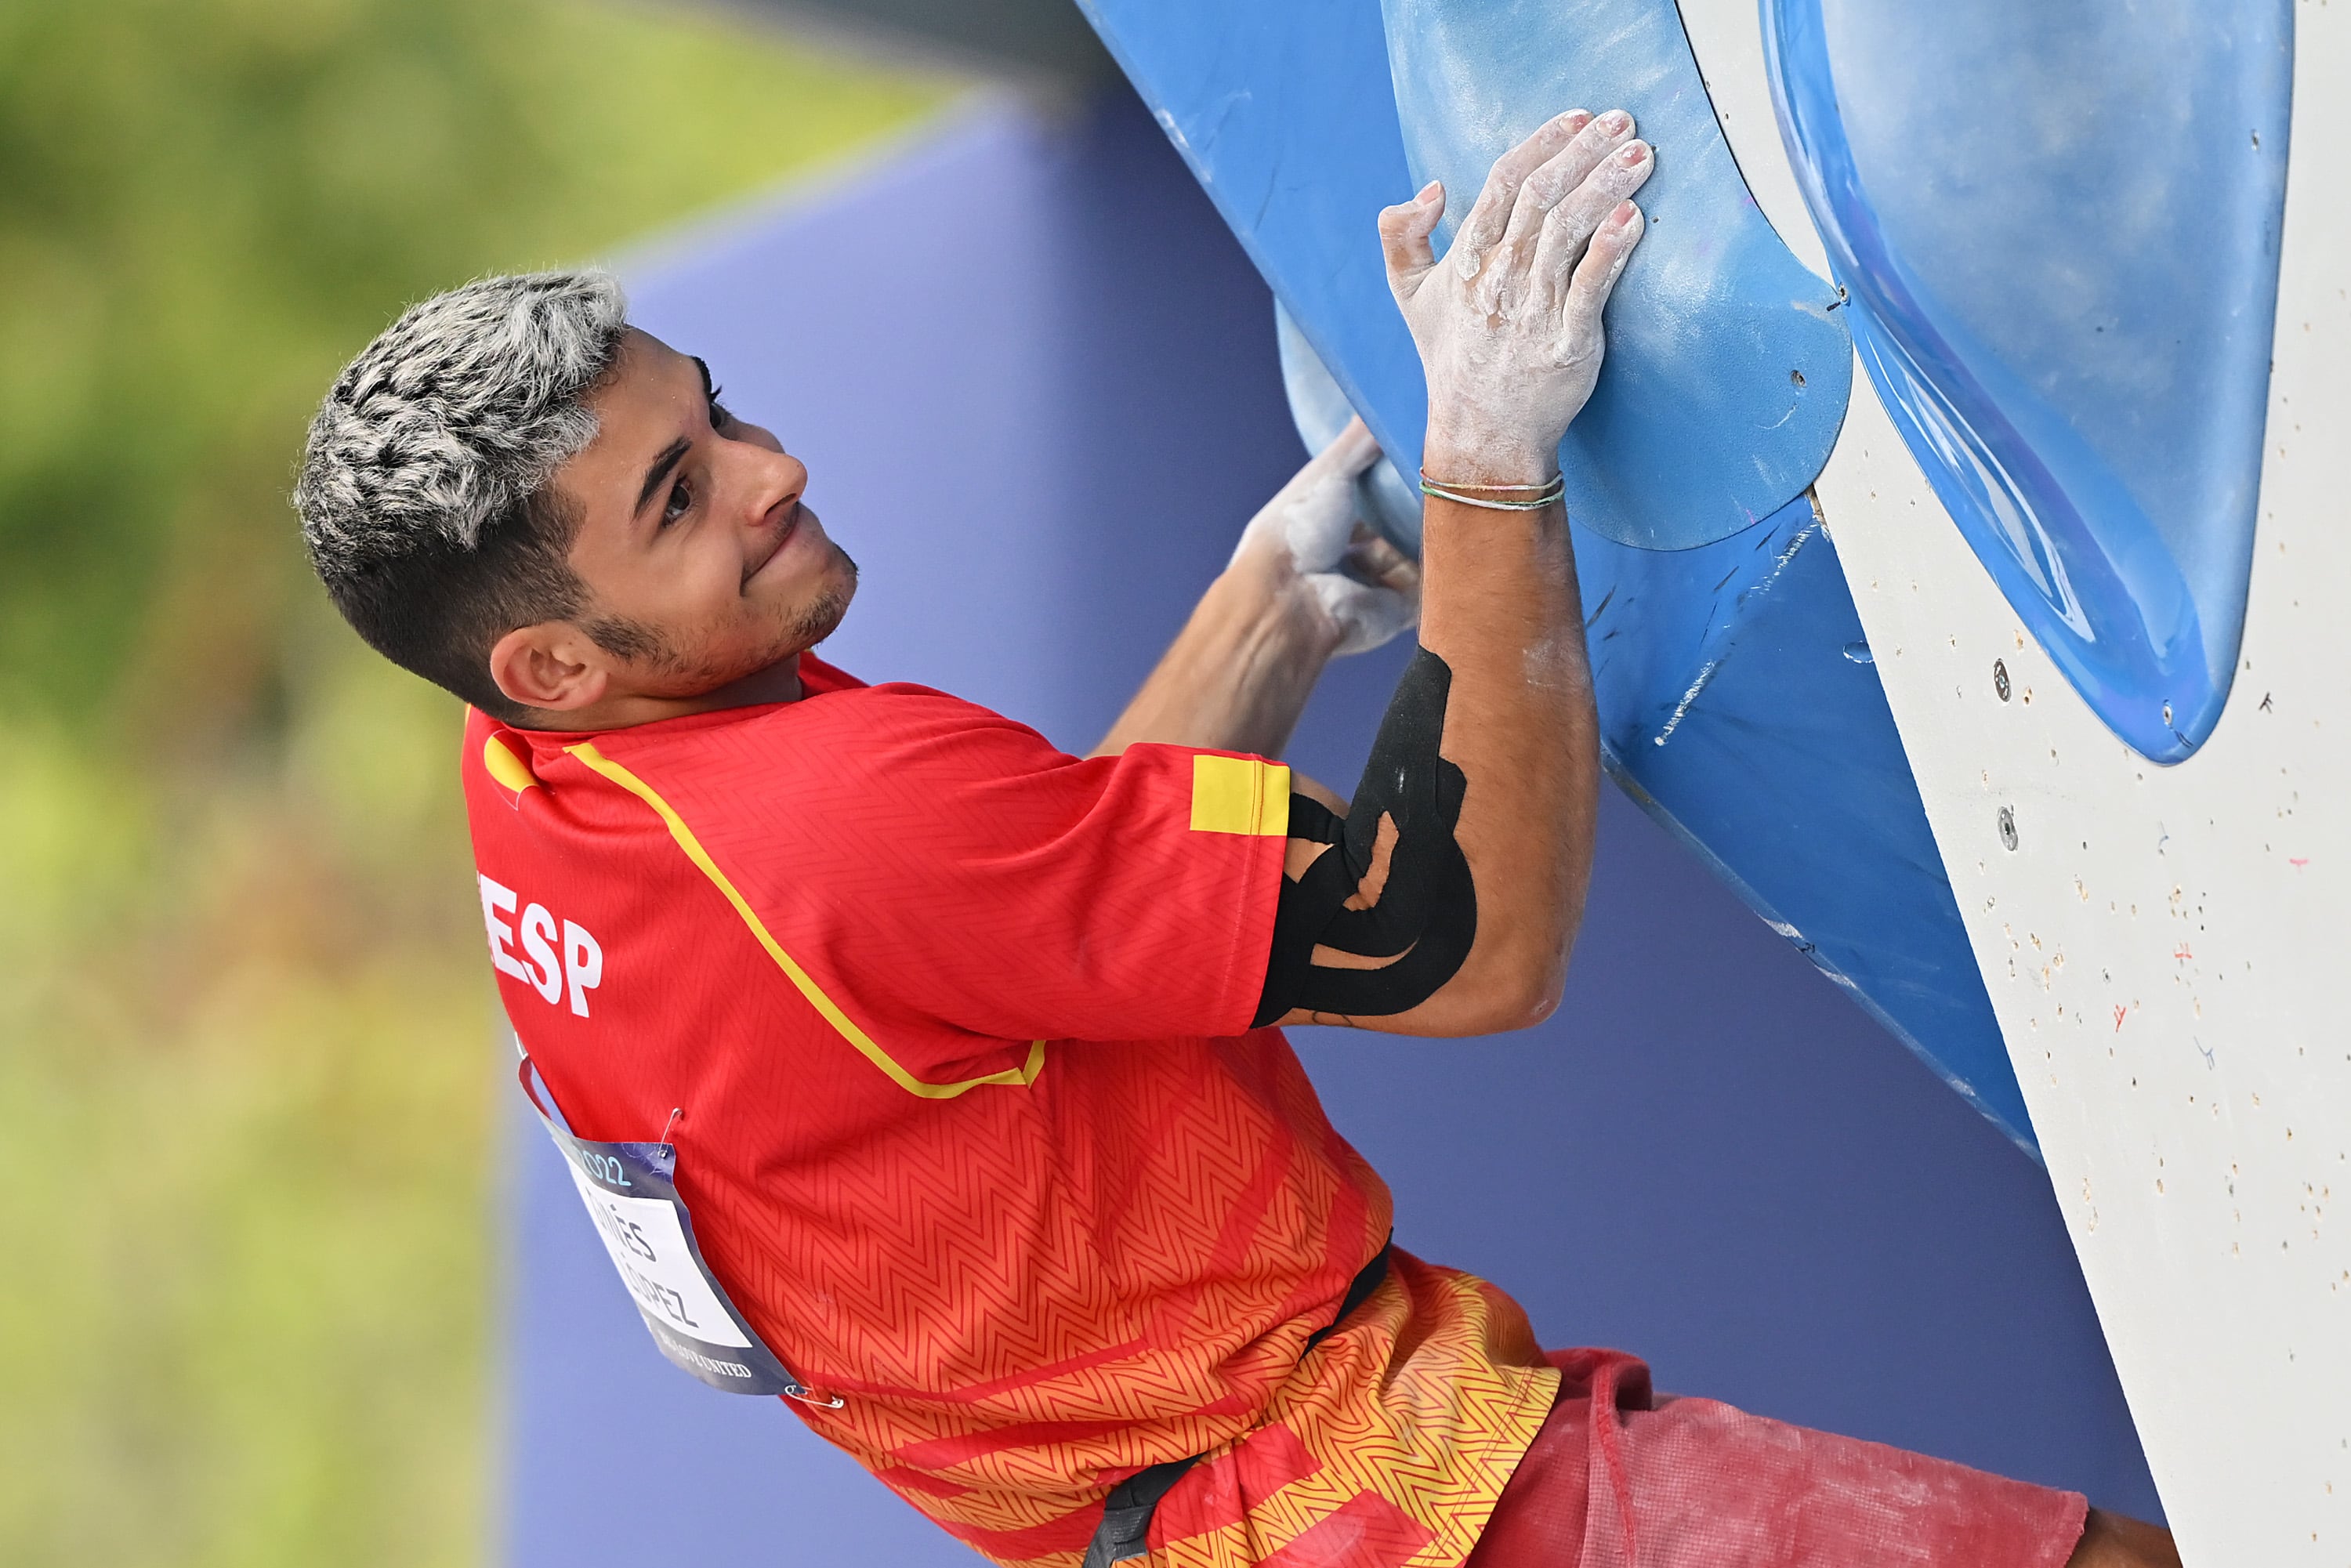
[
  {"left": 1791, "top": 368, "right": 1806, "bottom": 387},
  {"left": 1998, "top": 806, "right": 2019, "bottom": 852},
  {"left": 2161, "top": 701, "right": 2174, "bottom": 726},
  {"left": 1993, "top": 659, "right": 2012, "bottom": 701}
]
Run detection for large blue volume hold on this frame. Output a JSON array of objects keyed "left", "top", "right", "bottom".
[
  {"left": 1077, "top": 0, "right": 2030, "bottom": 1147},
  {"left": 1382, "top": 0, "right": 1851, "bottom": 550},
  {"left": 1765, "top": 0, "right": 2292, "bottom": 763}
]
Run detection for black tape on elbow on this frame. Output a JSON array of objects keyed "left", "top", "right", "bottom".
[{"left": 1253, "top": 648, "right": 1476, "bottom": 1025}]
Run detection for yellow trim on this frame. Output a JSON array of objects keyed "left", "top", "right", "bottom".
[
  {"left": 1189, "top": 755, "right": 1291, "bottom": 837},
  {"left": 483, "top": 733, "right": 540, "bottom": 795},
  {"left": 565, "top": 741, "right": 1046, "bottom": 1100}
]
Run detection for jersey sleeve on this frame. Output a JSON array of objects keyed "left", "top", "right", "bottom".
[{"left": 770, "top": 693, "right": 1291, "bottom": 1043}]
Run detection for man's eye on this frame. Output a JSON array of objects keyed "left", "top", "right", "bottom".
[{"left": 662, "top": 476, "right": 694, "bottom": 526}]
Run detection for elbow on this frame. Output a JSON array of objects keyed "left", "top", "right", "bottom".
[
  {"left": 1520, "top": 966, "right": 1569, "bottom": 1029},
  {"left": 1480, "top": 968, "right": 1567, "bottom": 1036},
  {"left": 1426, "top": 949, "right": 1567, "bottom": 1037}
]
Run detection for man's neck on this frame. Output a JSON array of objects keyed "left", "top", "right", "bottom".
[{"left": 520, "top": 654, "right": 806, "bottom": 732}]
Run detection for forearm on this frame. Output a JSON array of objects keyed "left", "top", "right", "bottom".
[
  {"left": 1258, "top": 473, "right": 1596, "bottom": 1038},
  {"left": 1317, "top": 108, "right": 1643, "bottom": 1034},
  {"left": 1410, "top": 446, "right": 1598, "bottom": 1024},
  {"left": 1090, "top": 550, "right": 1342, "bottom": 759},
  {"left": 1252, "top": 107, "right": 1642, "bottom": 1038}
]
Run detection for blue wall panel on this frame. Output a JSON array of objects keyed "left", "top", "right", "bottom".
[
  {"left": 1077, "top": 0, "right": 2029, "bottom": 1149},
  {"left": 502, "top": 91, "right": 2158, "bottom": 1567}
]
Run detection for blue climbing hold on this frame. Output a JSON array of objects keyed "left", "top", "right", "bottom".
[
  {"left": 1765, "top": 0, "right": 2293, "bottom": 762},
  {"left": 1382, "top": 0, "right": 1851, "bottom": 550}
]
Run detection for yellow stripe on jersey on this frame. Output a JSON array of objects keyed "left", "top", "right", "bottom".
[
  {"left": 1189, "top": 754, "right": 1291, "bottom": 837},
  {"left": 483, "top": 732, "right": 540, "bottom": 795},
  {"left": 564, "top": 741, "right": 1046, "bottom": 1100}
]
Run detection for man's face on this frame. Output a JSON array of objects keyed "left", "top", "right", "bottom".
[{"left": 548, "top": 327, "right": 857, "bottom": 700}]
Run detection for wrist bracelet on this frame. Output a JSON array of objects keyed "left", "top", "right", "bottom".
[
  {"left": 1418, "top": 473, "right": 1566, "bottom": 511},
  {"left": 1416, "top": 470, "right": 1558, "bottom": 491}
]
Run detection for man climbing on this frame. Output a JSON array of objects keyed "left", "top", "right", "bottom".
[{"left": 295, "top": 109, "right": 2175, "bottom": 1567}]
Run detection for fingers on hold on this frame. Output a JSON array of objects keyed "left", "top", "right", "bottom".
[
  {"left": 1453, "top": 174, "right": 1520, "bottom": 271},
  {"left": 1534, "top": 142, "right": 1650, "bottom": 285},
  {"left": 1448, "top": 109, "right": 1638, "bottom": 291},
  {"left": 1530, "top": 110, "right": 1639, "bottom": 213},
  {"left": 1301, "top": 423, "right": 1377, "bottom": 490},
  {"left": 1499, "top": 161, "right": 1577, "bottom": 255},
  {"left": 1580, "top": 109, "right": 1638, "bottom": 173},
  {"left": 1329, "top": 419, "right": 1382, "bottom": 475},
  {"left": 1588, "top": 201, "right": 1646, "bottom": 273},
  {"left": 1494, "top": 109, "right": 1592, "bottom": 193},
  {"left": 1350, "top": 534, "right": 1420, "bottom": 593},
  {"left": 1457, "top": 110, "right": 1589, "bottom": 267},
  {"left": 1561, "top": 136, "right": 1650, "bottom": 225},
  {"left": 1563, "top": 201, "right": 1645, "bottom": 328},
  {"left": 1528, "top": 107, "right": 1596, "bottom": 158},
  {"left": 1598, "top": 138, "right": 1654, "bottom": 200}
]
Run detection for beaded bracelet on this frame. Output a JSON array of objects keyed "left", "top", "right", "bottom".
[{"left": 1418, "top": 471, "right": 1566, "bottom": 511}]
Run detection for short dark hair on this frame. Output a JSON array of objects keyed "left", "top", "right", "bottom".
[
  {"left": 317, "top": 486, "right": 587, "bottom": 721},
  {"left": 293, "top": 270, "right": 628, "bottom": 721}
]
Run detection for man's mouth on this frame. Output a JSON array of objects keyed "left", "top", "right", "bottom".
[{"left": 743, "top": 501, "right": 802, "bottom": 588}]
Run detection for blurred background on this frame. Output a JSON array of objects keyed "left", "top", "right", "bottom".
[{"left": 0, "top": 3, "right": 947, "bottom": 1561}]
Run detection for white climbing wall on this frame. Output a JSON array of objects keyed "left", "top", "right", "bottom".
[{"left": 1680, "top": 1, "right": 2351, "bottom": 1560}]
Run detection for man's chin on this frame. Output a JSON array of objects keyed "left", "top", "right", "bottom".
[
  {"left": 788, "top": 544, "right": 858, "bottom": 652},
  {"left": 614, "top": 547, "right": 859, "bottom": 703},
  {"left": 708, "top": 548, "right": 857, "bottom": 693}
]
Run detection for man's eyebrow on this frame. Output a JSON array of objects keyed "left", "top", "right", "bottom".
[{"left": 634, "top": 436, "right": 692, "bottom": 519}]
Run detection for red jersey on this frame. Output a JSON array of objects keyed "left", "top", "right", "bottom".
[{"left": 465, "top": 654, "right": 1556, "bottom": 1567}]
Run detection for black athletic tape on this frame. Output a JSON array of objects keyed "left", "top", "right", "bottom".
[{"left": 1252, "top": 648, "right": 1476, "bottom": 1024}]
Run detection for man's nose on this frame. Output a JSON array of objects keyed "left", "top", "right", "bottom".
[{"left": 742, "top": 449, "right": 806, "bottom": 517}]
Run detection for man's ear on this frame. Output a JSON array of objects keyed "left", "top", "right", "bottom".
[{"left": 488, "top": 623, "right": 609, "bottom": 714}]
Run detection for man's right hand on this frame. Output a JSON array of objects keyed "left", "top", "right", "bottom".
[{"left": 1378, "top": 109, "right": 1652, "bottom": 483}]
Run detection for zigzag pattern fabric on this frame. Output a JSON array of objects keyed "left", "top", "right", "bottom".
[{"left": 465, "top": 657, "right": 1559, "bottom": 1566}]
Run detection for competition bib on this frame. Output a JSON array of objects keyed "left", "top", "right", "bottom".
[{"left": 519, "top": 1057, "right": 839, "bottom": 1407}]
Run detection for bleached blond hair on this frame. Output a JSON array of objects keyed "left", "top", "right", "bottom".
[
  {"left": 296, "top": 269, "right": 626, "bottom": 575},
  {"left": 291, "top": 270, "right": 629, "bottom": 718}
]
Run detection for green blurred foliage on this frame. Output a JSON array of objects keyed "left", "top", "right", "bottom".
[{"left": 0, "top": 2, "right": 942, "bottom": 1563}]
